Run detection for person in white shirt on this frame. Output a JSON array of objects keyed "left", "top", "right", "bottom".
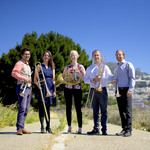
[{"left": 84, "top": 50, "right": 113, "bottom": 135}]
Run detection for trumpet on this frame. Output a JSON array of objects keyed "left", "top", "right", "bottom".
[
  {"left": 35, "top": 62, "right": 52, "bottom": 121},
  {"left": 20, "top": 71, "right": 33, "bottom": 97},
  {"left": 56, "top": 68, "right": 81, "bottom": 87},
  {"left": 115, "top": 83, "right": 121, "bottom": 97}
]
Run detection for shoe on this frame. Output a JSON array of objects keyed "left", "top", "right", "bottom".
[
  {"left": 68, "top": 126, "right": 72, "bottom": 133},
  {"left": 17, "top": 129, "right": 23, "bottom": 135},
  {"left": 41, "top": 128, "right": 45, "bottom": 134},
  {"left": 87, "top": 129, "right": 100, "bottom": 135},
  {"left": 102, "top": 131, "right": 107, "bottom": 135},
  {"left": 116, "top": 130, "right": 126, "bottom": 136},
  {"left": 46, "top": 127, "right": 53, "bottom": 133},
  {"left": 78, "top": 128, "right": 82, "bottom": 134},
  {"left": 22, "top": 129, "right": 32, "bottom": 134},
  {"left": 124, "top": 131, "right": 132, "bottom": 137}
]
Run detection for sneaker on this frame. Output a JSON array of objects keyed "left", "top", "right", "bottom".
[
  {"left": 78, "top": 128, "right": 82, "bottom": 134},
  {"left": 116, "top": 130, "right": 126, "bottom": 136},
  {"left": 124, "top": 131, "right": 132, "bottom": 137},
  {"left": 87, "top": 129, "right": 100, "bottom": 135},
  {"left": 68, "top": 126, "right": 71, "bottom": 133}
]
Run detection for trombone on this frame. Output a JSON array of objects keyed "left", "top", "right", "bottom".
[{"left": 35, "top": 62, "right": 52, "bottom": 121}]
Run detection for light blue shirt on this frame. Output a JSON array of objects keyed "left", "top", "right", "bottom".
[
  {"left": 84, "top": 64, "right": 113, "bottom": 88},
  {"left": 114, "top": 59, "right": 135, "bottom": 92}
]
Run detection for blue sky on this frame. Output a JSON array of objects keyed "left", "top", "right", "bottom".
[{"left": 0, "top": 0, "right": 150, "bottom": 74}]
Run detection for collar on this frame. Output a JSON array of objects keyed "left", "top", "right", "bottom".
[
  {"left": 118, "top": 59, "right": 125, "bottom": 65},
  {"left": 21, "top": 59, "right": 29, "bottom": 65}
]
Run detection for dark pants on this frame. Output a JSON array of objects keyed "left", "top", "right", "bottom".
[
  {"left": 90, "top": 88, "right": 108, "bottom": 132},
  {"left": 116, "top": 87, "right": 132, "bottom": 132},
  {"left": 16, "top": 85, "right": 31, "bottom": 131},
  {"left": 38, "top": 101, "right": 50, "bottom": 129},
  {"left": 64, "top": 87, "right": 82, "bottom": 128}
]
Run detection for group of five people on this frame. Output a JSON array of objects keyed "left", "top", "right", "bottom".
[{"left": 11, "top": 48, "right": 135, "bottom": 137}]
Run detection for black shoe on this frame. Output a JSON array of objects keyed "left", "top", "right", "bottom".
[
  {"left": 41, "top": 128, "right": 45, "bottom": 134},
  {"left": 124, "top": 131, "right": 132, "bottom": 137},
  {"left": 46, "top": 127, "right": 53, "bottom": 133},
  {"left": 102, "top": 131, "right": 107, "bottom": 135},
  {"left": 116, "top": 130, "right": 126, "bottom": 136},
  {"left": 87, "top": 129, "right": 100, "bottom": 135}
]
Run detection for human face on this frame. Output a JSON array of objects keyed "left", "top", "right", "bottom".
[
  {"left": 43, "top": 52, "right": 50, "bottom": 62},
  {"left": 116, "top": 50, "right": 125, "bottom": 62},
  {"left": 70, "top": 52, "right": 78, "bottom": 62},
  {"left": 92, "top": 51, "right": 101, "bottom": 64},
  {"left": 21, "top": 51, "right": 31, "bottom": 62}
]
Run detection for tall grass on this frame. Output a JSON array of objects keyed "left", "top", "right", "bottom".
[
  {"left": 107, "top": 105, "right": 150, "bottom": 132},
  {"left": 0, "top": 103, "right": 39, "bottom": 128}
]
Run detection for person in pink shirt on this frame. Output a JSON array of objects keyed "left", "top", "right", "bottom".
[{"left": 11, "top": 48, "right": 32, "bottom": 135}]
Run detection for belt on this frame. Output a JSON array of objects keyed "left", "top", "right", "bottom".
[
  {"left": 118, "top": 87, "right": 129, "bottom": 90},
  {"left": 91, "top": 87, "right": 106, "bottom": 91}
]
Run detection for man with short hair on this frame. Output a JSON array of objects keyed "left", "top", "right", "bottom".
[
  {"left": 84, "top": 50, "right": 113, "bottom": 135},
  {"left": 112, "top": 50, "right": 135, "bottom": 137},
  {"left": 11, "top": 48, "right": 32, "bottom": 135}
]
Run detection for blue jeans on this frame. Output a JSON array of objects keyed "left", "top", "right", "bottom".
[
  {"left": 16, "top": 85, "right": 31, "bottom": 131},
  {"left": 90, "top": 88, "right": 108, "bottom": 132}
]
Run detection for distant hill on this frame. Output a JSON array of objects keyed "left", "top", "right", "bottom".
[{"left": 106, "top": 62, "right": 150, "bottom": 76}]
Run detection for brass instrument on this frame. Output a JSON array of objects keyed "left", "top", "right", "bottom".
[
  {"left": 56, "top": 68, "right": 81, "bottom": 87},
  {"left": 35, "top": 62, "right": 52, "bottom": 121},
  {"left": 94, "top": 56, "right": 106, "bottom": 93},
  {"left": 114, "top": 72, "right": 121, "bottom": 97},
  {"left": 35, "top": 62, "right": 52, "bottom": 97},
  {"left": 84, "top": 56, "right": 106, "bottom": 117},
  {"left": 20, "top": 71, "right": 33, "bottom": 97}
]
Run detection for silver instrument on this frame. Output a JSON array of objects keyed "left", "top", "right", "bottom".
[{"left": 20, "top": 71, "right": 33, "bottom": 97}]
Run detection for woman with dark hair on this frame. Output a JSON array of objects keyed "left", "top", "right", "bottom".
[{"left": 34, "top": 50, "right": 56, "bottom": 133}]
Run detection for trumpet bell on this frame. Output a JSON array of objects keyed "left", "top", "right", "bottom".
[{"left": 20, "top": 92, "right": 25, "bottom": 97}]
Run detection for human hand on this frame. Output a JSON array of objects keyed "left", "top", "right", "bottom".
[
  {"left": 112, "top": 80, "right": 117, "bottom": 85},
  {"left": 25, "top": 78, "right": 31, "bottom": 83},
  {"left": 127, "top": 91, "right": 132, "bottom": 97},
  {"left": 53, "top": 92, "right": 56, "bottom": 98}
]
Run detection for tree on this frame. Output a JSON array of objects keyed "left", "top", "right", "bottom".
[{"left": 0, "top": 31, "right": 92, "bottom": 106}]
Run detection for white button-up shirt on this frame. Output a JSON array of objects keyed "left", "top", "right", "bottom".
[{"left": 84, "top": 64, "right": 113, "bottom": 88}]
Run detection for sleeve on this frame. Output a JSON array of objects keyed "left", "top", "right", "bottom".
[
  {"left": 102, "top": 65, "right": 113, "bottom": 83},
  {"left": 128, "top": 62, "right": 136, "bottom": 92},
  {"left": 84, "top": 67, "right": 91, "bottom": 84},
  {"left": 11, "top": 61, "right": 26, "bottom": 81}
]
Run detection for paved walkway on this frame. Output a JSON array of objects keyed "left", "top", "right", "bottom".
[
  {"left": 0, "top": 119, "right": 60, "bottom": 150},
  {"left": 0, "top": 119, "right": 150, "bottom": 150},
  {"left": 52, "top": 120, "right": 150, "bottom": 150}
]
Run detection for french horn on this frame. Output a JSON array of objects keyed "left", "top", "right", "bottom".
[{"left": 56, "top": 68, "right": 81, "bottom": 87}]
